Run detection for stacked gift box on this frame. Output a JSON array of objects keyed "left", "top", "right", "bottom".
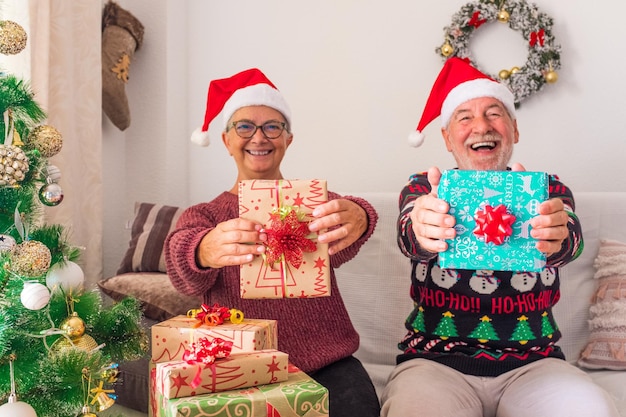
[
  {"left": 149, "top": 313, "right": 329, "bottom": 416},
  {"left": 150, "top": 179, "right": 332, "bottom": 416}
]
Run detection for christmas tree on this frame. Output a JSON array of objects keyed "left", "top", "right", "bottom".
[{"left": 0, "top": 18, "right": 146, "bottom": 417}]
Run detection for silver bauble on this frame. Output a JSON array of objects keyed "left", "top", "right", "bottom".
[{"left": 39, "top": 182, "right": 64, "bottom": 206}]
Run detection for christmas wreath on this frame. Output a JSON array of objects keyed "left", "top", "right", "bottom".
[{"left": 436, "top": 0, "right": 561, "bottom": 107}]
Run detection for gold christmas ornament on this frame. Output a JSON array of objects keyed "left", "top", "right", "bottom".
[
  {"left": 440, "top": 41, "right": 454, "bottom": 57},
  {"left": 545, "top": 69, "right": 558, "bottom": 83},
  {"left": 76, "top": 405, "right": 97, "bottom": 417},
  {"left": 0, "top": 144, "right": 29, "bottom": 186},
  {"left": 28, "top": 125, "right": 63, "bottom": 158},
  {"left": 10, "top": 240, "right": 51, "bottom": 277},
  {"left": 498, "top": 69, "right": 511, "bottom": 80},
  {"left": 52, "top": 333, "right": 99, "bottom": 352},
  {"left": 92, "top": 391, "right": 115, "bottom": 411},
  {"left": 60, "top": 313, "right": 86, "bottom": 339},
  {"left": 0, "top": 20, "right": 27, "bottom": 55},
  {"left": 497, "top": 9, "right": 510, "bottom": 23},
  {"left": 510, "top": 66, "right": 521, "bottom": 74}
]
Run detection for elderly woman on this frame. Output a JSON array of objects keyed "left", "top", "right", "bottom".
[{"left": 164, "top": 68, "right": 380, "bottom": 417}]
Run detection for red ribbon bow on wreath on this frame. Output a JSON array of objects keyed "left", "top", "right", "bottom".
[
  {"left": 468, "top": 11, "right": 487, "bottom": 28},
  {"left": 473, "top": 204, "right": 516, "bottom": 245},
  {"left": 262, "top": 205, "right": 317, "bottom": 269},
  {"left": 529, "top": 28, "right": 545, "bottom": 47}
]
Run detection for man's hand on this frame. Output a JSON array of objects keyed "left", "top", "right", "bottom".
[
  {"left": 410, "top": 167, "right": 456, "bottom": 253},
  {"left": 512, "top": 162, "right": 569, "bottom": 256}
]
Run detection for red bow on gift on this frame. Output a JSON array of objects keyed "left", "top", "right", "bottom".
[
  {"left": 473, "top": 204, "right": 516, "bottom": 245},
  {"left": 263, "top": 206, "right": 317, "bottom": 269},
  {"left": 529, "top": 28, "right": 545, "bottom": 47},
  {"left": 188, "top": 303, "right": 244, "bottom": 328},
  {"left": 183, "top": 337, "right": 233, "bottom": 388}
]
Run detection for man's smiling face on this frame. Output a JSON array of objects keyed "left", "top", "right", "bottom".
[{"left": 441, "top": 96, "right": 519, "bottom": 171}]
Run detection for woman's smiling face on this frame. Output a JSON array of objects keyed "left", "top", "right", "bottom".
[{"left": 222, "top": 105, "right": 293, "bottom": 182}]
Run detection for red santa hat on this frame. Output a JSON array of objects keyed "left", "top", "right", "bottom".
[
  {"left": 191, "top": 68, "right": 292, "bottom": 146},
  {"left": 408, "top": 57, "right": 516, "bottom": 147}
]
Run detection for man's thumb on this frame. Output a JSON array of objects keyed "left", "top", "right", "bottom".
[{"left": 427, "top": 166, "right": 442, "bottom": 197}]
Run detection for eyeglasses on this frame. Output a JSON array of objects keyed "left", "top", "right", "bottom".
[{"left": 229, "top": 120, "right": 287, "bottom": 139}]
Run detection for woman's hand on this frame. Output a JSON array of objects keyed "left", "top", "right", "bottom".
[
  {"left": 196, "top": 218, "right": 266, "bottom": 268},
  {"left": 308, "top": 199, "right": 368, "bottom": 255}
]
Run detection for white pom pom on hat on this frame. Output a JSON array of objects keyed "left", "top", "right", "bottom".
[
  {"left": 191, "top": 68, "right": 292, "bottom": 147},
  {"left": 408, "top": 57, "right": 516, "bottom": 147}
]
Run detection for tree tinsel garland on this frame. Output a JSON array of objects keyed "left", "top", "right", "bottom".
[{"left": 436, "top": 0, "right": 561, "bottom": 106}]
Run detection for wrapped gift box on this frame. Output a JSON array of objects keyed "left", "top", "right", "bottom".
[
  {"left": 156, "top": 349, "right": 289, "bottom": 399},
  {"left": 238, "top": 179, "right": 331, "bottom": 299},
  {"left": 437, "top": 170, "right": 548, "bottom": 272},
  {"left": 152, "top": 316, "right": 277, "bottom": 362},
  {"left": 152, "top": 364, "right": 328, "bottom": 417}
]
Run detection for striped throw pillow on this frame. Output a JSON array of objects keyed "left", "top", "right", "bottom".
[
  {"left": 117, "top": 202, "right": 184, "bottom": 274},
  {"left": 578, "top": 239, "right": 626, "bottom": 370}
]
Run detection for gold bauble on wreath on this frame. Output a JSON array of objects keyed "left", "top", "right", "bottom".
[
  {"left": 498, "top": 69, "right": 511, "bottom": 80},
  {"left": 0, "top": 20, "right": 27, "bottom": 55},
  {"left": 440, "top": 42, "right": 454, "bottom": 57},
  {"left": 545, "top": 69, "right": 558, "bottom": 83},
  {"left": 497, "top": 9, "right": 510, "bottom": 23}
]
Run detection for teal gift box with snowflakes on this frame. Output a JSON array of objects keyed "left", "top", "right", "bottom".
[{"left": 437, "top": 170, "right": 548, "bottom": 272}]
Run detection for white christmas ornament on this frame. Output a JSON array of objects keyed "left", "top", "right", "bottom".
[
  {"left": 46, "top": 261, "right": 84, "bottom": 292},
  {"left": 20, "top": 281, "right": 50, "bottom": 310},
  {"left": 0, "top": 400, "right": 37, "bottom": 417},
  {"left": 0, "top": 358, "right": 38, "bottom": 417}
]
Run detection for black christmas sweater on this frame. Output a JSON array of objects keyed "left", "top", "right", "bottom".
[{"left": 396, "top": 171, "right": 584, "bottom": 377}]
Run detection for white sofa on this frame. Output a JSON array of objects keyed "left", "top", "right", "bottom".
[
  {"left": 335, "top": 191, "right": 626, "bottom": 414},
  {"left": 103, "top": 191, "right": 626, "bottom": 416}
]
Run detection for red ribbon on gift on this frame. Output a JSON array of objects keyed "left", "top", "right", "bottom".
[
  {"left": 263, "top": 205, "right": 317, "bottom": 269},
  {"left": 182, "top": 337, "right": 233, "bottom": 389},
  {"left": 473, "top": 204, "right": 516, "bottom": 245}
]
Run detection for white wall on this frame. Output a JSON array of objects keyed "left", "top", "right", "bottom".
[{"left": 103, "top": 0, "right": 626, "bottom": 277}]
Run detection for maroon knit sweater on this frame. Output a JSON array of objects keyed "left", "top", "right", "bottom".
[{"left": 164, "top": 191, "right": 378, "bottom": 373}]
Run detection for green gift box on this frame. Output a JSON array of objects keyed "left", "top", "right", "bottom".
[
  {"left": 437, "top": 170, "right": 548, "bottom": 272},
  {"left": 151, "top": 364, "right": 329, "bottom": 417}
]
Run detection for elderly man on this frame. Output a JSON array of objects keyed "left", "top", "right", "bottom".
[{"left": 381, "top": 58, "right": 618, "bottom": 417}]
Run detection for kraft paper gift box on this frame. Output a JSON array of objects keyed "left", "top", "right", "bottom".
[
  {"left": 238, "top": 179, "right": 331, "bottom": 299},
  {"left": 151, "top": 364, "right": 329, "bottom": 417},
  {"left": 437, "top": 170, "right": 548, "bottom": 272},
  {"left": 152, "top": 316, "right": 278, "bottom": 362},
  {"left": 156, "top": 349, "right": 289, "bottom": 399}
]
